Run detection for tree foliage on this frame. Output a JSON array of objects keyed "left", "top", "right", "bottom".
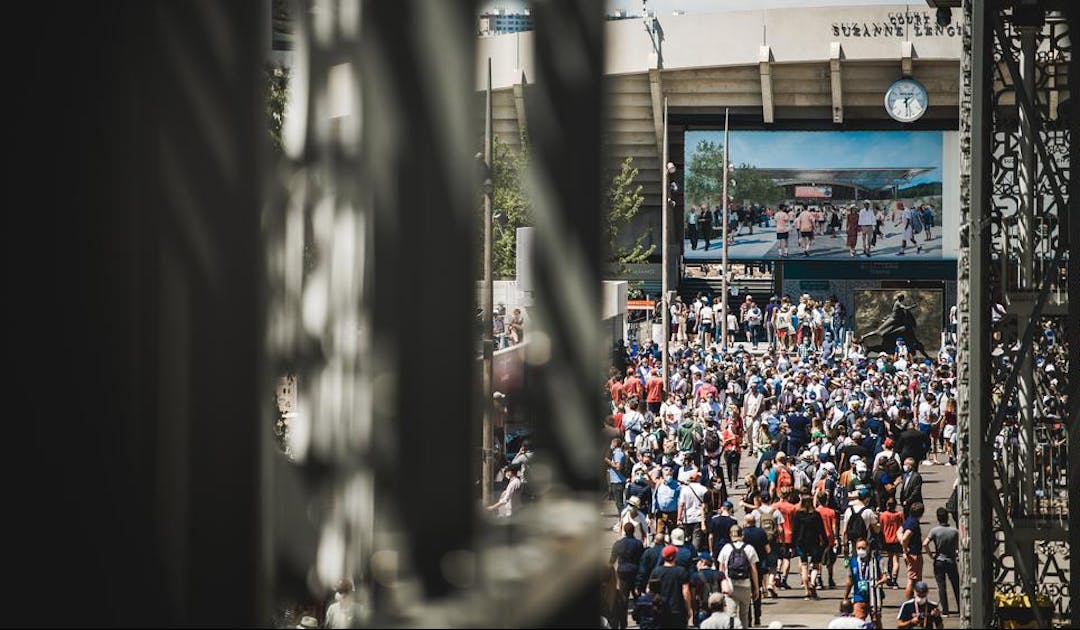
[
  {"left": 487, "top": 136, "right": 652, "bottom": 279},
  {"left": 685, "top": 139, "right": 726, "bottom": 206},
  {"left": 491, "top": 135, "right": 531, "bottom": 279},
  {"left": 730, "top": 163, "right": 783, "bottom": 206},
  {"left": 606, "top": 156, "right": 655, "bottom": 274},
  {"left": 266, "top": 65, "right": 289, "bottom": 154}
]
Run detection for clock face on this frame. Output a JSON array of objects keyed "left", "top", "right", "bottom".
[{"left": 885, "top": 79, "right": 929, "bottom": 123}]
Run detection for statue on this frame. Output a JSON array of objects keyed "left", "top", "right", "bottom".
[{"left": 858, "top": 292, "right": 931, "bottom": 359}]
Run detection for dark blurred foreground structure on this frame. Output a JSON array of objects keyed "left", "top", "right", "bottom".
[
  {"left": 8, "top": 0, "right": 604, "bottom": 627},
  {"left": 4, "top": 0, "right": 1076, "bottom": 627}
]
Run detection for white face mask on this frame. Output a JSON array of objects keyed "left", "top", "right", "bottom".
[
  {"left": 915, "top": 596, "right": 927, "bottom": 605},
  {"left": 856, "top": 549, "right": 868, "bottom": 560}
]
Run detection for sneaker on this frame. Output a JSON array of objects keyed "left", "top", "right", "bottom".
[
  {"left": 896, "top": 251, "right": 905, "bottom": 255},
  {"left": 924, "top": 460, "right": 935, "bottom": 466},
  {"left": 943, "top": 461, "right": 953, "bottom": 466},
  {"left": 917, "top": 246, "right": 923, "bottom": 253}
]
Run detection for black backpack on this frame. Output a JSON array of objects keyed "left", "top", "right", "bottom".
[
  {"left": 726, "top": 542, "right": 751, "bottom": 580},
  {"left": 846, "top": 506, "right": 870, "bottom": 544},
  {"left": 704, "top": 428, "right": 721, "bottom": 453}
]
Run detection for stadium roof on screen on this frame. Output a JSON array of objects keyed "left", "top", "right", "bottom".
[{"left": 754, "top": 167, "right": 936, "bottom": 192}]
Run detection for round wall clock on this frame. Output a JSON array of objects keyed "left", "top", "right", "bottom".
[{"left": 885, "top": 78, "right": 929, "bottom": 123}]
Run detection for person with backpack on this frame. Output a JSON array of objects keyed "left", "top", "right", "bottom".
[
  {"left": 752, "top": 493, "right": 784, "bottom": 597},
  {"left": 718, "top": 525, "right": 759, "bottom": 630},
  {"left": 841, "top": 486, "right": 880, "bottom": 558},
  {"left": 896, "top": 204, "right": 923, "bottom": 256}
]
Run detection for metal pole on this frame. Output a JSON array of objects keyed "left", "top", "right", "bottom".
[
  {"left": 960, "top": 0, "right": 993, "bottom": 625},
  {"left": 482, "top": 57, "right": 494, "bottom": 506},
  {"left": 661, "top": 97, "right": 670, "bottom": 389},
  {"left": 721, "top": 108, "right": 730, "bottom": 347}
]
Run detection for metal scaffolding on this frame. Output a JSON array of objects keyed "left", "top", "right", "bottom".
[{"left": 957, "top": 1, "right": 1075, "bottom": 627}]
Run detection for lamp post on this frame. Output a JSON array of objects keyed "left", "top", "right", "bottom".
[
  {"left": 660, "top": 97, "right": 671, "bottom": 393},
  {"left": 720, "top": 108, "right": 731, "bottom": 348}
]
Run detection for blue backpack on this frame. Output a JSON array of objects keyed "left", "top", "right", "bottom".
[{"left": 909, "top": 209, "right": 924, "bottom": 234}]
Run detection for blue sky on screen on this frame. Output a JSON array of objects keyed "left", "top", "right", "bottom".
[{"left": 686, "top": 130, "right": 943, "bottom": 186}]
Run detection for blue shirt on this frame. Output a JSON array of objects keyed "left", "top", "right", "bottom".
[
  {"left": 849, "top": 556, "right": 877, "bottom": 604},
  {"left": 610, "top": 448, "right": 626, "bottom": 484},
  {"left": 653, "top": 478, "right": 681, "bottom": 513},
  {"left": 902, "top": 516, "right": 923, "bottom": 555}
]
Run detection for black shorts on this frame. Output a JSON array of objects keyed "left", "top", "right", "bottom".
[
  {"left": 800, "top": 231, "right": 814, "bottom": 239},
  {"left": 883, "top": 542, "right": 902, "bottom": 554},
  {"left": 776, "top": 232, "right": 789, "bottom": 241},
  {"left": 647, "top": 401, "right": 662, "bottom": 415},
  {"left": 778, "top": 543, "right": 793, "bottom": 559},
  {"left": 796, "top": 546, "right": 822, "bottom": 564}
]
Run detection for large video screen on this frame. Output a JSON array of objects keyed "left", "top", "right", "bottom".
[{"left": 681, "top": 130, "right": 958, "bottom": 261}]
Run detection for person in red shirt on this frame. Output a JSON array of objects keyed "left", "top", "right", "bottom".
[
  {"left": 608, "top": 372, "right": 625, "bottom": 410},
  {"left": 879, "top": 497, "right": 905, "bottom": 588},
  {"left": 815, "top": 491, "right": 839, "bottom": 589},
  {"left": 624, "top": 369, "right": 644, "bottom": 402},
  {"left": 645, "top": 368, "right": 665, "bottom": 415},
  {"left": 774, "top": 489, "right": 800, "bottom": 590}
]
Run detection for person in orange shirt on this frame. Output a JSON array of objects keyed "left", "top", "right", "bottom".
[
  {"left": 625, "top": 368, "right": 645, "bottom": 402},
  {"left": 608, "top": 372, "right": 625, "bottom": 410},
  {"left": 774, "top": 489, "right": 800, "bottom": 590},
  {"left": 645, "top": 368, "right": 665, "bottom": 416},
  {"left": 879, "top": 497, "right": 905, "bottom": 589},
  {"left": 815, "top": 491, "right": 839, "bottom": 590}
]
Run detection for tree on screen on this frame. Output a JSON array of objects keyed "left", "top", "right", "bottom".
[
  {"left": 730, "top": 163, "right": 783, "bottom": 205},
  {"left": 685, "top": 140, "right": 725, "bottom": 206}
]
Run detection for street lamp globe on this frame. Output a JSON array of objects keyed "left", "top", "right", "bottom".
[{"left": 667, "top": 162, "right": 676, "bottom": 174}]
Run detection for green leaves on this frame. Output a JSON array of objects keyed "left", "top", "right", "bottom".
[
  {"left": 486, "top": 136, "right": 653, "bottom": 279},
  {"left": 266, "top": 65, "right": 289, "bottom": 154},
  {"left": 685, "top": 139, "right": 726, "bottom": 206},
  {"left": 606, "top": 156, "right": 654, "bottom": 274}
]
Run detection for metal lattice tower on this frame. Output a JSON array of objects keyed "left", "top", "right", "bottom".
[{"left": 956, "top": 1, "right": 1076, "bottom": 627}]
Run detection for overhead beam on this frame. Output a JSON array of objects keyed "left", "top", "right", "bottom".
[
  {"left": 513, "top": 69, "right": 527, "bottom": 139},
  {"left": 829, "top": 42, "right": 843, "bottom": 123},
  {"left": 648, "top": 56, "right": 665, "bottom": 158},
  {"left": 759, "top": 45, "right": 774, "bottom": 124},
  {"left": 901, "top": 40, "right": 914, "bottom": 77}
]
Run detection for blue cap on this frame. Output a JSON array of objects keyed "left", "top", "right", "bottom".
[
  {"left": 698, "top": 551, "right": 714, "bottom": 562},
  {"left": 914, "top": 580, "right": 929, "bottom": 593}
]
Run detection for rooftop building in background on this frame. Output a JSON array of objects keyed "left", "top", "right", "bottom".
[{"left": 479, "top": 9, "right": 533, "bottom": 37}]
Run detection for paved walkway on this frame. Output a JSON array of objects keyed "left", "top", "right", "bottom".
[{"left": 605, "top": 453, "right": 960, "bottom": 628}]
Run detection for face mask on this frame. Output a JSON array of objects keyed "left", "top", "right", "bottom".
[
  {"left": 856, "top": 549, "right": 868, "bottom": 560},
  {"left": 904, "top": 465, "right": 913, "bottom": 472},
  {"left": 915, "top": 596, "right": 927, "bottom": 605}
]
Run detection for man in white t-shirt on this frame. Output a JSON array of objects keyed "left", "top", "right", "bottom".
[
  {"left": 699, "top": 302, "right": 715, "bottom": 347},
  {"left": 718, "top": 525, "right": 760, "bottom": 629},
  {"left": 857, "top": 202, "right": 877, "bottom": 257},
  {"left": 678, "top": 471, "right": 708, "bottom": 543}
]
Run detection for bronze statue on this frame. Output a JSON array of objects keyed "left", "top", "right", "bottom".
[{"left": 858, "top": 292, "right": 930, "bottom": 359}]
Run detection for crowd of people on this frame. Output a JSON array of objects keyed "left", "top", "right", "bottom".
[
  {"left": 686, "top": 201, "right": 938, "bottom": 259},
  {"left": 665, "top": 293, "right": 848, "bottom": 354},
  {"left": 603, "top": 297, "right": 961, "bottom": 629}
]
